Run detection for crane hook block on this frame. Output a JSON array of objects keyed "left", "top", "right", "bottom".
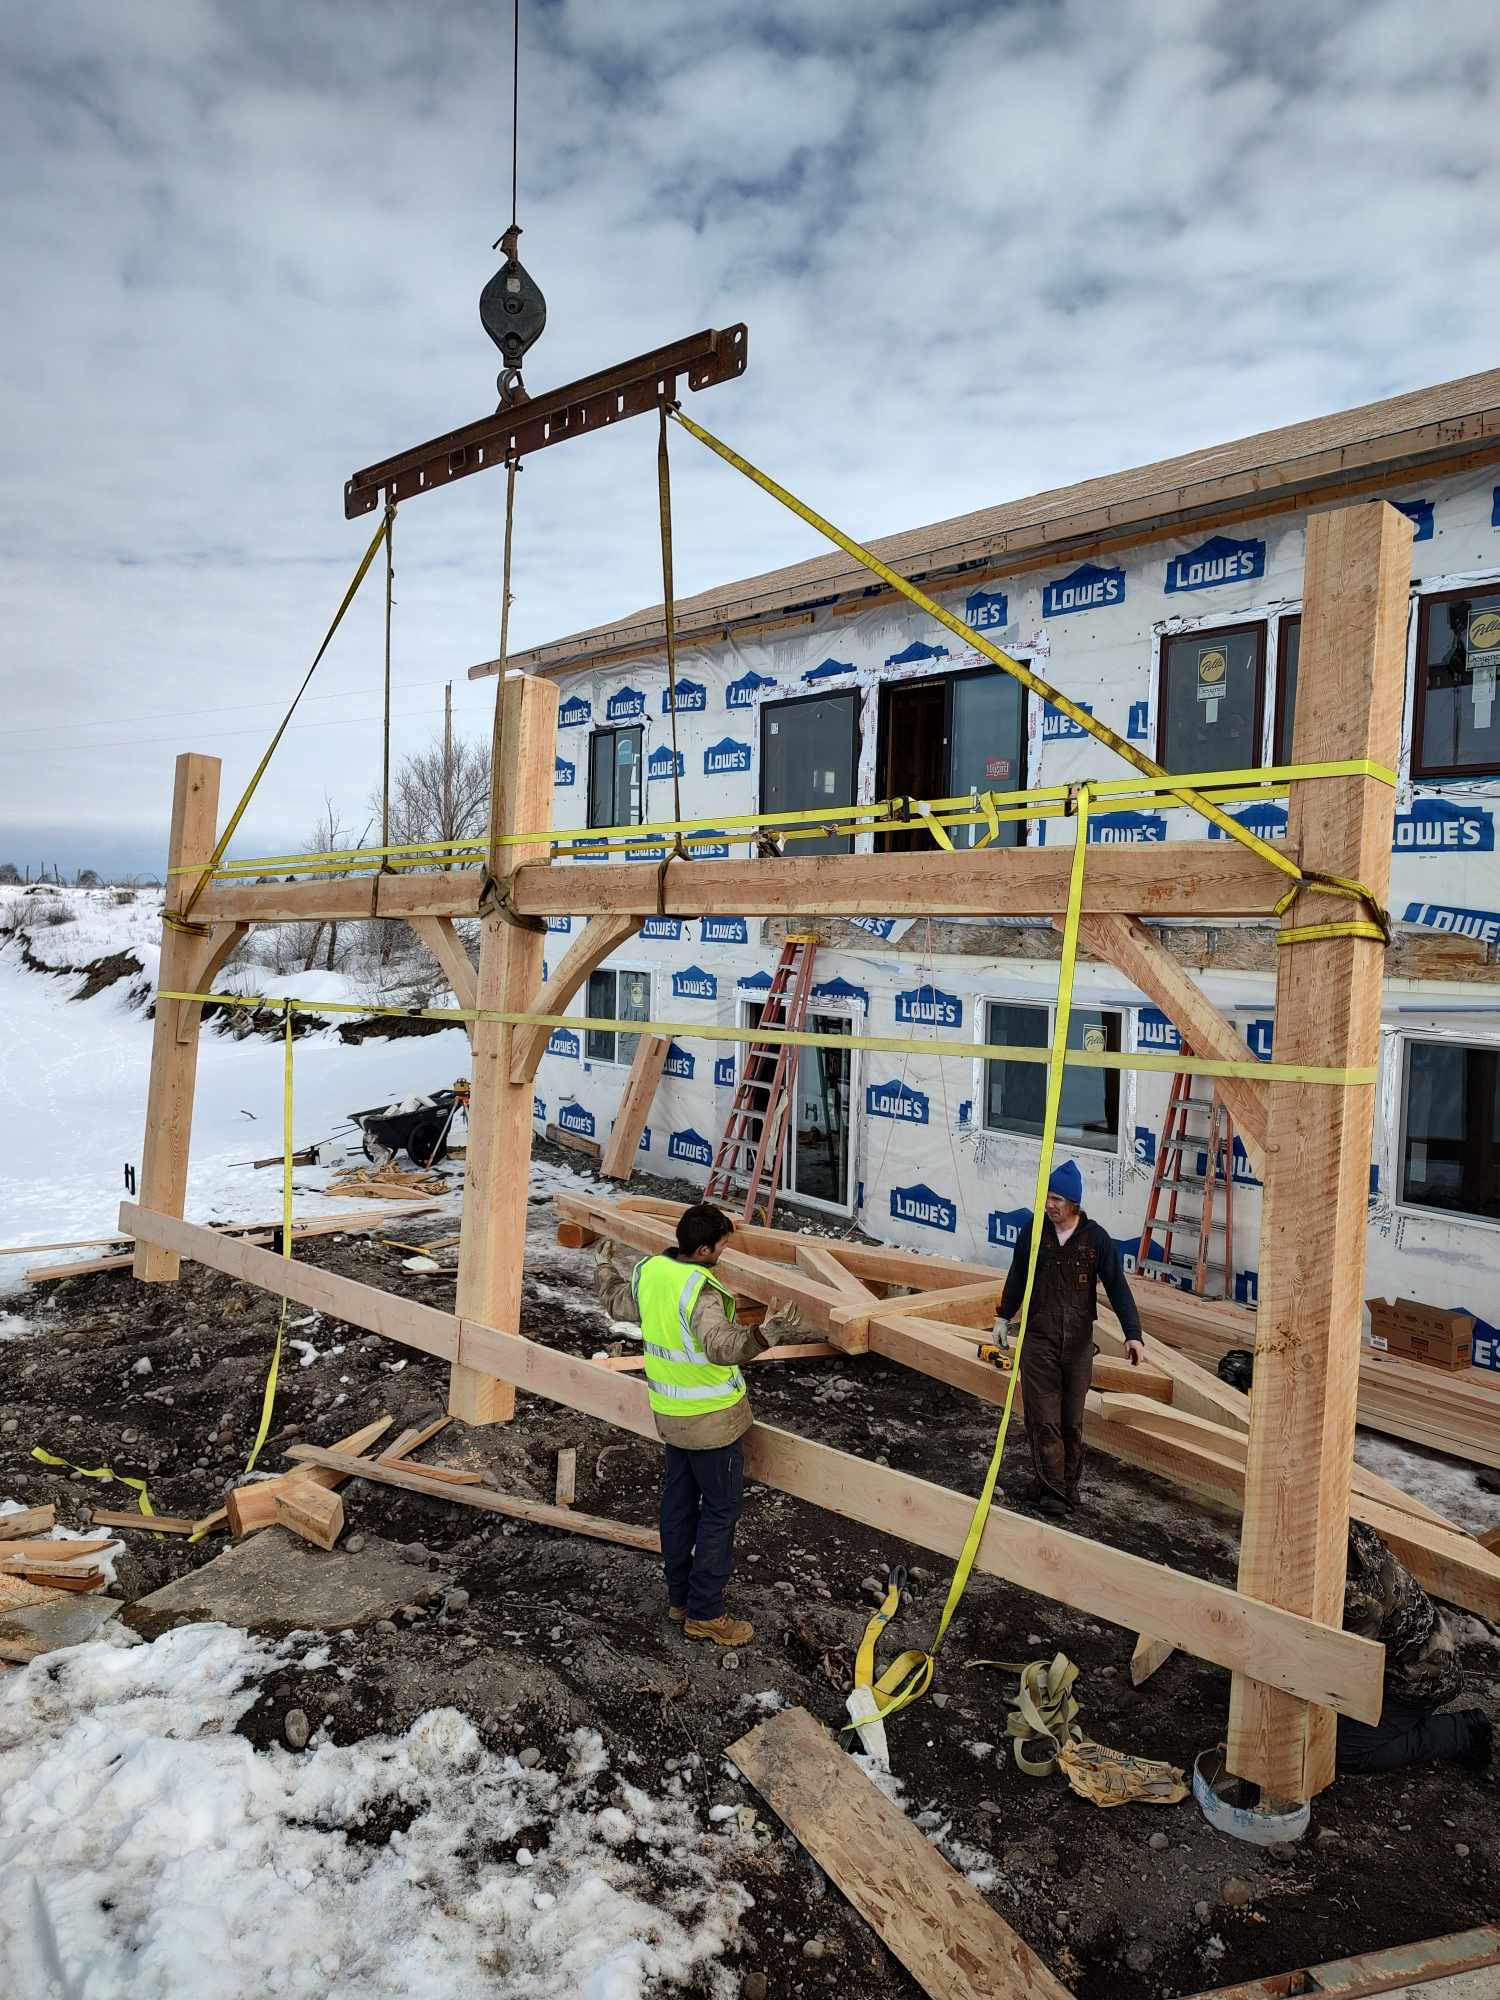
[{"left": 480, "top": 225, "right": 546, "bottom": 408}]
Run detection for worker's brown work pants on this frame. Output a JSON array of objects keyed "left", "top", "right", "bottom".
[{"left": 1020, "top": 1318, "right": 1095, "bottom": 1505}]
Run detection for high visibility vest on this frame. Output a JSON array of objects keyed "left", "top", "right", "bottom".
[{"left": 633, "top": 1254, "right": 745, "bottom": 1420}]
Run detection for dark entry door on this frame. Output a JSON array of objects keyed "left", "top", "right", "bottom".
[{"left": 760, "top": 692, "right": 859, "bottom": 855}]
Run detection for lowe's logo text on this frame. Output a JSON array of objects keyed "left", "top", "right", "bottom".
[
  {"left": 1245, "top": 1018, "right": 1275, "bottom": 1060},
  {"left": 546, "top": 916, "right": 572, "bottom": 933},
  {"left": 1209, "top": 801, "right": 1289, "bottom": 841},
  {"left": 557, "top": 1103, "right": 595, "bottom": 1138},
  {"left": 1392, "top": 498, "right": 1434, "bottom": 542},
  {"left": 663, "top": 1043, "right": 695, "bottom": 1080},
  {"left": 1403, "top": 901, "right": 1500, "bottom": 944},
  {"left": 1042, "top": 563, "right": 1125, "bottom": 617},
  {"left": 1128, "top": 699, "right": 1150, "bottom": 741},
  {"left": 1133, "top": 1126, "right": 1157, "bottom": 1167},
  {"left": 569, "top": 838, "right": 608, "bottom": 862},
  {"left": 638, "top": 1126, "right": 652, "bottom": 1153},
  {"left": 606, "top": 687, "right": 645, "bottom": 721},
  {"left": 895, "top": 984, "right": 962, "bottom": 1028},
  {"left": 1136, "top": 1008, "right": 1181, "bottom": 1051},
  {"left": 987, "top": 1206, "right": 1029, "bottom": 1248},
  {"left": 672, "top": 966, "right": 717, "bottom": 1001},
  {"left": 641, "top": 917, "right": 683, "bottom": 940},
  {"left": 866, "top": 1079, "right": 930, "bottom": 1123},
  {"left": 685, "top": 831, "right": 729, "bottom": 858},
  {"left": 557, "top": 694, "right": 592, "bottom": 728},
  {"left": 626, "top": 841, "right": 666, "bottom": 862},
  {"left": 554, "top": 757, "right": 576, "bottom": 787},
  {"left": 662, "top": 679, "right": 707, "bottom": 714},
  {"left": 647, "top": 747, "right": 684, "bottom": 780},
  {"left": 668, "top": 1128, "right": 714, "bottom": 1166},
  {"left": 1164, "top": 534, "right": 1266, "bottom": 595},
  {"left": 850, "top": 915, "right": 901, "bottom": 940},
  {"left": 726, "top": 669, "right": 778, "bottom": 709},
  {"left": 703, "top": 737, "right": 752, "bottom": 775},
  {"left": 547, "top": 1029, "right": 580, "bottom": 1059},
  {"left": 966, "top": 588, "right": 1009, "bottom": 630},
  {"left": 532, "top": 1096, "right": 546, "bottom": 1122},
  {"left": 714, "top": 1054, "right": 735, "bottom": 1088},
  {"left": 702, "top": 915, "right": 747, "bottom": 944},
  {"left": 1088, "top": 811, "right": 1166, "bottom": 843},
  {"left": 891, "top": 1182, "right": 957, "bottom": 1233},
  {"left": 1393, "top": 800, "right": 1494, "bottom": 852},
  {"left": 1042, "top": 700, "right": 1093, "bottom": 740}
]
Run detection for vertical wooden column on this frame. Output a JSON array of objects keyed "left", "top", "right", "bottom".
[
  {"left": 1226, "top": 501, "right": 1412, "bottom": 1800},
  {"left": 134, "top": 753, "right": 223, "bottom": 1282},
  {"left": 450, "top": 671, "right": 558, "bottom": 1422}
]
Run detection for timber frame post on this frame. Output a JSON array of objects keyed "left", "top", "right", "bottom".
[
  {"left": 134, "top": 752, "right": 223, "bottom": 1282},
  {"left": 449, "top": 671, "right": 559, "bottom": 1423},
  {"left": 1227, "top": 500, "right": 1414, "bottom": 1799}
]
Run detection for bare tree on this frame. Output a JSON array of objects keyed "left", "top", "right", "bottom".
[
  {"left": 374, "top": 732, "right": 491, "bottom": 861},
  {"left": 299, "top": 795, "right": 369, "bottom": 972}
]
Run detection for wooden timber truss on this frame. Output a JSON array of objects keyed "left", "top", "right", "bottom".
[{"left": 129, "top": 495, "right": 1421, "bottom": 1816}]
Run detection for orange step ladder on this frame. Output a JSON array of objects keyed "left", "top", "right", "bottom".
[
  {"left": 1137, "top": 1061, "right": 1237, "bottom": 1298},
  {"left": 705, "top": 935, "right": 818, "bottom": 1226}
]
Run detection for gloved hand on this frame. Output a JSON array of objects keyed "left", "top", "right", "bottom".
[{"left": 992, "top": 1315, "right": 1012, "bottom": 1347}]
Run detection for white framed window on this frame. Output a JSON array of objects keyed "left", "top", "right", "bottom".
[
  {"left": 584, "top": 964, "right": 652, "bottom": 1066},
  {"left": 737, "top": 997, "right": 860, "bottom": 1214},
  {"left": 979, "top": 999, "right": 1124, "bottom": 1154},
  {"left": 1397, "top": 1035, "right": 1500, "bottom": 1226}
]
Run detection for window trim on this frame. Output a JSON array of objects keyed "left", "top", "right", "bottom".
[
  {"left": 1272, "top": 613, "right": 1301, "bottom": 767},
  {"left": 874, "top": 662, "right": 1028, "bottom": 850},
  {"left": 586, "top": 725, "right": 645, "bottom": 829},
  {"left": 1410, "top": 585, "right": 1500, "bottom": 781},
  {"left": 1155, "top": 620, "right": 1268, "bottom": 772},
  {"left": 1393, "top": 1030, "right": 1500, "bottom": 1232},
  {"left": 975, "top": 996, "right": 1127, "bottom": 1159},
  {"left": 583, "top": 961, "right": 653, "bottom": 1068},
  {"left": 759, "top": 688, "right": 861, "bottom": 855}
]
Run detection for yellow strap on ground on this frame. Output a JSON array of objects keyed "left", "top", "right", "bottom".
[
  {"left": 173, "top": 757, "right": 1393, "bottom": 883},
  {"left": 154, "top": 989, "right": 1378, "bottom": 1086},
  {"left": 172, "top": 504, "right": 395, "bottom": 931},
  {"left": 852, "top": 786, "right": 1098, "bottom": 1731},
  {"left": 846, "top": 1573, "right": 934, "bottom": 1724},
  {"left": 242, "top": 1003, "right": 294, "bottom": 1476},
  {"left": 31, "top": 1447, "right": 155, "bottom": 1517}
]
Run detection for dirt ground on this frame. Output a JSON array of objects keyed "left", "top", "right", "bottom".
[{"left": 4, "top": 1144, "right": 1499, "bottom": 2000}]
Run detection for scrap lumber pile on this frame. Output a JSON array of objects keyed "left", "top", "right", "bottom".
[
  {"left": 560, "top": 1193, "right": 1500, "bottom": 1626},
  {"left": 18, "top": 1203, "right": 443, "bottom": 1285},
  {"left": 1127, "top": 1277, "right": 1500, "bottom": 1472},
  {"left": 325, "top": 1163, "right": 449, "bottom": 1200},
  {"left": 0, "top": 1506, "right": 118, "bottom": 1623}
]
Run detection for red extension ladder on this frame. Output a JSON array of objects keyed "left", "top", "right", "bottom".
[{"left": 1137, "top": 1063, "right": 1237, "bottom": 1298}]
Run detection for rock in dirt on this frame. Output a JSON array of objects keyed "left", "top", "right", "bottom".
[
  {"left": 283, "top": 1708, "right": 311, "bottom": 1750},
  {"left": 859, "top": 1575, "right": 885, "bottom": 1604},
  {"left": 802, "top": 1937, "right": 826, "bottom": 1960},
  {"left": 1194, "top": 1900, "right": 1212, "bottom": 1922},
  {"left": 1125, "top": 1941, "right": 1154, "bottom": 1972},
  {"left": 444, "top": 1587, "right": 470, "bottom": 1612},
  {"left": 400, "top": 1541, "right": 429, "bottom": 1564},
  {"left": 519, "top": 1746, "right": 542, "bottom": 1769},
  {"left": 1148, "top": 1830, "right": 1169, "bottom": 1851},
  {"left": 1221, "top": 1876, "right": 1254, "bottom": 1909},
  {"left": 722, "top": 1652, "right": 740, "bottom": 1672},
  {"left": 742, "top": 1975, "right": 768, "bottom": 2000},
  {"left": 344, "top": 1534, "right": 366, "bottom": 1554}
]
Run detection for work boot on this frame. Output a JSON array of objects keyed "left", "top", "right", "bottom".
[
  {"left": 684, "top": 1612, "right": 754, "bottom": 1647},
  {"left": 668, "top": 1605, "right": 687, "bottom": 1625},
  {"left": 1037, "top": 1492, "right": 1068, "bottom": 1522}
]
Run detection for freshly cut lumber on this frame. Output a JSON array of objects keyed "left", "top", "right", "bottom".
[
  {"left": 29, "top": 1205, "right": 442, "bottom": 1285},
  {"left": 512, "top": 914, "right": 645, "bottom": 1086},
  {"left": 191, "top": 1508, "right": 229, "bottom": 1537},
  {"left": 729, "top": 1706, "right": 1072, "bottom": 2000},
  {"left": 1131, "top": 1634, "right": 1175, "bottom": 1687},
  {"left": 793, "top": 1241, "right": 877, "bottom": 1300},
  {"left": 92, "top": 1511, "right": 201, "bottom": 1537},
  {"left": 406, "top": 914, "right": 478, "bottom": 1017},
  {"left": 0, "top": 1236, "right": 127, "bottom": 1256},
  {"left": 0, "top": 1506, "right": 55, "bottom": 1539},
  {"left": 0, "top": 1538, "right": 112, "bottom": 1562},
  {"left": 600, "top": 1034, "right": 670, "bottom": 1180},
  {"left": 402, "top": 1463, "right": 484, "bottom": 1486},
  {"left": 225, "top": 1415, "right": 393, "bottom": 1536},
  {"left": 121, "top": 1201, "right": 1386, "bottom": 1720},
  {"left": 285, "top": 1444, "right": 659, "bottom": 1554},
  {"left": 1091, "top": 1357, "right": 1171, "bottom": 1402},
  {"left": 274, "top": 1482, "right": 344, "bottom": 1550},
  {"left": 555, "top": 1448, "right": 576, "bottom": 1508},
  {"left": 0, "top": 1564, "right": 105, "bottom": 1591},
  {"left": 379, "top": 1417, "right": 451, "bottom": 1464},
  {"left": 1479, "top": 1525, "right": 1500, "bottom": 1555},
  {"left": 596, "top": 1341, "right": 845, "bottom": 1373}
]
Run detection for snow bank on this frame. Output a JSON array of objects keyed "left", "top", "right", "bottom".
[{"left": 0, "top": 1624, "right": 751, "bottom": 1999}]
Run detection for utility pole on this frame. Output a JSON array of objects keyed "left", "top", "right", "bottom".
[{"left": 443, "top": 680, "right": 454, "bottom": 866}]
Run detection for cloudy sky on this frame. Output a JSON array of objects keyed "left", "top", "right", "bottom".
[{"left": 3, "top": 0, "right": 1497, "bottom": 876}]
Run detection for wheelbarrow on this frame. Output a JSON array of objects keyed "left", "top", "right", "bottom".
[{"left": 349, "top": 1079, "right": 470, "bottom": 1169}]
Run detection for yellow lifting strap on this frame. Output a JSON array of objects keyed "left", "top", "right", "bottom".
[
  {"left": 668, "top": 404, "right": 1392, "bottom": 945},
  {"left": 167, "top": 504, "right": 396, "bottom": 937},
  {"left": 241, "top": 1002, "right": 296, "bottom": 1478},
  {"left": 841, "top": 784, "right": 1099, "bottom": 1734}
]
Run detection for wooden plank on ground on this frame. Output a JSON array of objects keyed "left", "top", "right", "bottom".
[
  {"left": 0, "top": 1506, "right": 56, "bottom": 1539},
  {"left": 117, "top": 1202, "right": 1386, "bottom": 1720},
  {"left": 0, "top": 1563, "right": 105, "bottom": 1591},
  {"left": 599, "top": 1033, "right": 670, "bottom": 1178},
  {"left": 224, "top": 1414, "right": 393, "bottom": 1535},
  {"left": 285, "top": 1445, "right": 660, "bottom": 1553},
  {"left": 0, "top": 1538, "right": 113, "bottom": 1562},
  {"left": 91, "top": 1511, "right": 200, "bottom": 1537},
  {"left": 555, "top": 1448, "right": 576, "bottom": 1508},
  {"left": 1131, "top": 1634, "right": 1176, "bottom": 1686},
  {"left": 274, "top": 1483, "right": 344, "bottom": 1550},
  {"left": 379, "top": 1417, "right": 451, "bottom": 1464},
  {"left": 728, "top": 1706, "right": 1072, "bottom": 2000}
]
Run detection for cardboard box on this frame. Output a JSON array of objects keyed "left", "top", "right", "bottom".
[{"left": 1365, "top": 1297, "right": 1476, "bottom": 1372}]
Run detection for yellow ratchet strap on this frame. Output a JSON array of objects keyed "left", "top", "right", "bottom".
[
  {"left": 242, "top": 1002, "right": 294, "bottom": 1476},
  {"left": 850, "top": 1568, "right": 934, "bottom": 1719},
  {"left": 843, "top": 784, "right": 1097, "bottom": 1732},
  {"left": 31, "top": 1447, "right": 155, "bottom": 1518},
  {"left": 168, "top": 504, "right": 396, "bottom": 935}
]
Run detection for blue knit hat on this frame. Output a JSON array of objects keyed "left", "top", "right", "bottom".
[{"left": 1047, "top": 1159, "right": 1083, "bottom": 1205}]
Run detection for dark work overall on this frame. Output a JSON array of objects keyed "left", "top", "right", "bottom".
[{"left": 1019, "top": 1226, "right": 1099, "bottom": 1504}]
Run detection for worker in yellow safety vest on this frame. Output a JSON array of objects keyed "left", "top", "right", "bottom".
[{"left": 603, "top": 1203, "right": 774, "bottom": 1647}]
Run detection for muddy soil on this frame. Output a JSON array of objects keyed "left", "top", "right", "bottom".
[{"left": 4, "top": 1147, "right": 1499, "bottom": 1999}]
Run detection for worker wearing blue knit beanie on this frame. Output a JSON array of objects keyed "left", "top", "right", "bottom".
[{"left": 994, "top": 1157, "right": 1144, "bottom": 1519}]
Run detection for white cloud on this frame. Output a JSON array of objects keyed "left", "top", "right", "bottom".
[{"left": 1, "top": 0, "right": 1498, "bottom": 871}]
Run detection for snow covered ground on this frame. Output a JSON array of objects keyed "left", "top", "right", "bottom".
[
  {"left": 0, "top": 1623, "right": 752, "bottom": 1999},
  {"left": 0, "top": 890, "right": 470, "bottom": 1288}
]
